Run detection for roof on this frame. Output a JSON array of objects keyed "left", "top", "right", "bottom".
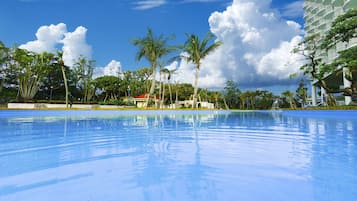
[{"left": 134, "top": 94, "right": 160, "bottom": 100}]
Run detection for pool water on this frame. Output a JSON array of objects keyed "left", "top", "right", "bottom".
[{"left": 0, "top": 110, "right": 356, "bottom": 201}]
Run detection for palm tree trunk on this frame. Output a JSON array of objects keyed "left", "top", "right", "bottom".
[
  {"left": 159, "top": 71, "right": 162, "bottom": 108},
  {"left": 175, "top": 82, "right": 179, "bottom": 108},
  {"left": 222, "top": 95, "right": 229, "bottom": 110},
  {"left": 193, "top": 66, "right": 200, "bottom": 109},
  {"left": 145, "top": 64, "right": 156, "bottom": 108},
  {"left": 162, "top": 81, "right": 166, "bottom": 108},
  {"left": 61, "top": 65, "right": 69, "bottom": 109},
  {"left": 169, "top": 83, "right": 173, "bottom": 105}
]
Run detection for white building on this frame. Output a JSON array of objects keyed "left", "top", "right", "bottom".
[{"left": 304, "top": 0, "right": 357, "bottom": 105}]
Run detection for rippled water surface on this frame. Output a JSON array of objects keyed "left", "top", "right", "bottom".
[{"left": 0, "top": 110, "right": 356, "bottom": 201}]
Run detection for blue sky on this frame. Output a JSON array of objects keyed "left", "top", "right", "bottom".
[{"left": 1, "top": 0, "right": 305, "bottom": 92}]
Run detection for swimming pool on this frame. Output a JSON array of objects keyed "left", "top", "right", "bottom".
[{"left": 0, "top": 110, "right": 356, "bottom": 201}]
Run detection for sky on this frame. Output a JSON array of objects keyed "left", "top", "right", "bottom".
[{"left": 0, "top": 0, "right": 306, "bottom": 94}]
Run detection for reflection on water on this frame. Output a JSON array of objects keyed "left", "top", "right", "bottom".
[{"left": 0, "top": 110, "right": 356, "bottom": 201}]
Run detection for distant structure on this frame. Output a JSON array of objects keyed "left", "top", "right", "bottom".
[
  {"left": 133, "top": 94, "right": 160, "bottom": 108},
  {"left": 304, "top": 0, "right": 357, "bottom": 105}
]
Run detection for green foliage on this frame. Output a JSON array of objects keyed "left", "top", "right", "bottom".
[
  {"left": 254, "top": 90, "right": 274, "bottom": 110},
  {"left": 295, "top": 79, "right": 308, "bottom": 108},
  {"left": 182, "top": 32, "right": 222, "bottom": 67},
  {"left": 175, "top": 83, "right": 194, "bottom": 101},
  {"left": 322, "top": 8, "right": 357, "bottom": 49},
  {"left": 224, "top": 80, "right": 241, "bottom": 109},
  {"left": 98, "top": 99, "right": 121, "bottom": 105},
  {"left": 93, "top": 75, "right": 123, "bottom": 102},
  {"left": 132, "top": 28, "right": 176, "bottom": 107},
  {"left": 182, "top": 32, "right": 222, "bottom": 108},
  {"left": 238, "top": 90, "right": 274, "bottom": 110},
  {"left": 282, "top": 90, "right": 297, "bottom": 109},
  {"left": 294, "top": 33, "right": 325, "bottom": 80},
  {"left": 11, "top": 49, "right": 55, "bottom": 100},
  {"left": 73, "top": 56, "right": 95, "bottom": 103},
  {"left": 320, "top": 8, "right": 357, "bottom": 98}
]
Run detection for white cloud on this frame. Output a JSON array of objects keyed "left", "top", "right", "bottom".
[
  {"left": 174, "top": 0, "right": 304, "bottom": 89},
  {"left": 133, "top": 0, "right": 166, "bottom": 10},
  {"left": 93, "top": 60, "right": 123, "bottom": 78},
  {"left": 61, "top": 26, "right": 92, "bottom": 67},
  {"left": 20, "top": 23, "right": 92, "bottom": 68},
  {"left": 104, "top": 60, "right": 123, "bottom": 77},
  {"left": 256, "top": 35, "right": 304, "bottom": 80},
  {"left": 19, "top": 23, "right": 67, "bottom": 53}
]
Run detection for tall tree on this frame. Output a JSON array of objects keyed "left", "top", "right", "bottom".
[
  {"left": 224, "top": 80, "right": 241, "bottom": 109},
  {"left": 282, "top": 90, "right": 296, "bottom": 109},
  {"left": 322, "top": 8, "right": 357, "bottom": 99},
  {"left": 182, "top": 32, "right": 222, "bottom": 108},
  {"left": 55, "top": 52, "right": 70, "bottom": 108},
  {"left": 322, "top": 8, "right": 357, "bottom": 49},
  {"left": 293, "top": 34, "right": 336, "bottom": 106},
  {"left": 132, "top": 28, "right": 175, "bottom": 108},
  {"left": 0, "top": 41, "right": 10, "bottom": 92},
  {"left": 93, "top": 75, "right": 122, "bottom": 102},
  {"left": 329, "top": 46, "right": 357, "bottom": 98},
  {"left": 11, "top": 49, "right": 53, "bottom": 100},
  {"left": 73, "top": 56, "right": 95, "bottom": 103},
  {"left": 136, "top": 67, "right": 152, "bottom": 93},
  {"left": 295, "top": 79, "right": 308, "bottom": 108}
]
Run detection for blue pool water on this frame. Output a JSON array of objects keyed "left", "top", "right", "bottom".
[{"left": 0, "top": 110, "right": 356, "bottom": 201}]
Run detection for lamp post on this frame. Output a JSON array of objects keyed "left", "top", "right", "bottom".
[{"left": 50, "top": 86, "right": 53, "bottom": 101}]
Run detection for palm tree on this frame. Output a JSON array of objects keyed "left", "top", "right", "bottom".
[
  {"left": 132, "top": 28, "right": 175, "bottom": 108},
  {"left": 282, "top": 90, "right": 296, "bottom": 109},
  {"left": 160, "top": 68, "right": 176, "bottom": 107},
  {"left": 182, "top": 32, "right": 222, "bottom": 108},
  {"left": 55, "top": 52, "right": 69, "bottom": 108}
]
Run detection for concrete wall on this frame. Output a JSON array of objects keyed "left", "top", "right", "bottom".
[{"left": 7, "top": 103, "right": 133, "bottom": 109}]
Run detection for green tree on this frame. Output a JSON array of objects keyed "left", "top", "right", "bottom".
[
  {"left": 132, "top": 28, "right": 175, "bottom": 107},
  {"left": 322, "top": 8, "right": 357, "bottom": 49},
  {"left": 0, "top": 41, "right": 10, "bottom": 93},
  {"left": 93, "top": 75, "right": 122, "bottom": 102},
  {"left": 329, "top": 46, "right": 357, "bottom": 97},
  {"left": 255, "top": 90, "right": 274, "bottom": 110},
  {"left": 73, "top": 56, "right": 95, "bottom": 103},
  {"left": 209, "top": 91, "right": 225, "bottom": 109},
  {"left": 176, "top": 83, "right": 194, "bottom": 102},
  {"left": 295, "top": 79, "right": 308, "bottom": 108},
  {"left": 282, "top": 90, "right": 296, "bottom": 109},
  {"left": 293, "top": 34, "right": 336, "bottom": 106},
  {"left": 182, "top": 32, "right": 222, "bottom": 108},
  {"left": 11, "top": 49, "right": 53, "bottom": 101},
  {"left": 54, "top": 52, "right": 70, "bottom": 108},
  {"left": 136, "top": 67, "right": 152, "bottom": 93},
  {"left": 322, "top": 8, "right": 357, "bottom": 99},
  {"left": 38, "top": 60, "right": 68, "bottom": 101},
  {"left": 224, "top": 80, "right": 241, "bottom": 109}
]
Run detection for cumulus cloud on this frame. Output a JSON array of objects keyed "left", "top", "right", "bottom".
[
  {"left": 104, "top": 60, "right": 123, "bottom": 77},
  {"left": 173, "top": 0, "right": 304, "bottom": 89},
  {"left": 19, "top": 23, "right": 67, "bottom": 53},
  {"left": 61, "top": 26, "right": 92, "bottom": 67},
  {"left": 93, "top": 60, "right": 123, "bottom": 78},
  {"left": 20, "top": 23, "right": 92, "bottom": 68},
  {"left": 133, "top": 0, "right": 166, "bottom": 10}
]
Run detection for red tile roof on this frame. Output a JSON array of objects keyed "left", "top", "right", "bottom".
[{"left": 134, "top": 94, "right": 160, "bottom": 100}]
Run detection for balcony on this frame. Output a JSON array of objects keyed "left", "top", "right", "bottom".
[{"left": 344, "top": 0, "right": 357, "bottom": 9}]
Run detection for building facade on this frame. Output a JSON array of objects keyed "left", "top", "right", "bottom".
[{"left": 304, "top": 0, "right": 357, "bottom": 105}]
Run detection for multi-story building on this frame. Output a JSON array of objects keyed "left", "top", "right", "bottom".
[{"left": 304, "top": 0, "right": 357, "bottom": 105}]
